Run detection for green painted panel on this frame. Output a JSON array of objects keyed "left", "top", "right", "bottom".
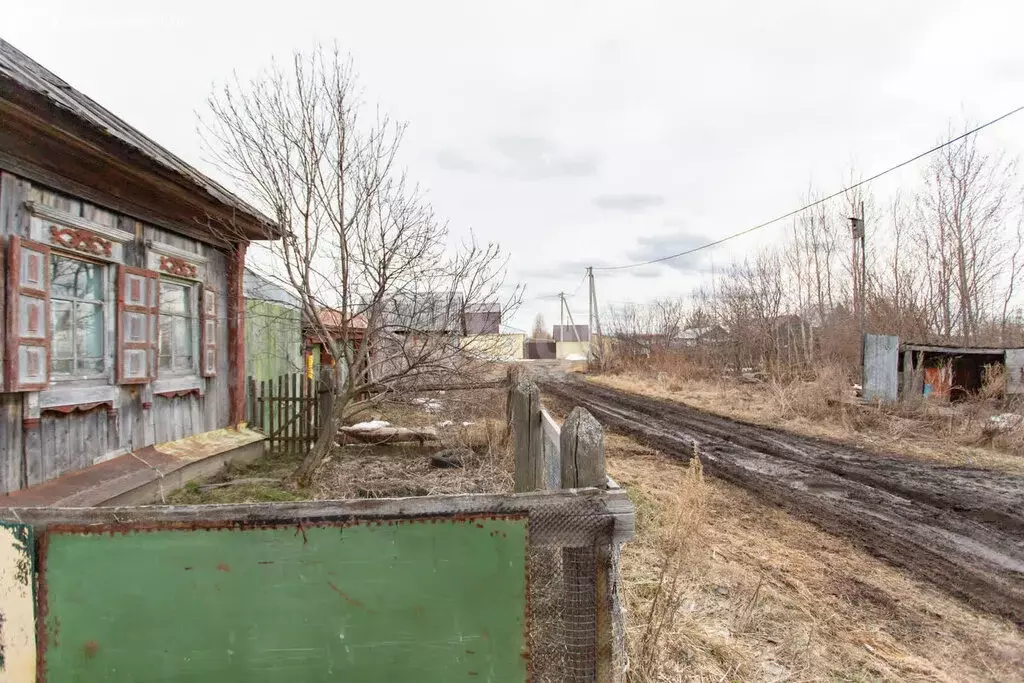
[{"left": 41, "top": 518, "right": 528, "bottom": 682}]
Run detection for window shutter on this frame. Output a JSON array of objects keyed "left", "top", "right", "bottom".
[
  {"left": 5, "top": 236, "right": 51, "bottom": 391},
  {"left": 117, "top": 266, "right": 160, "bottom": 384},
  {"left": 201, "top": 286, "right": 217, "bottom": 377}
]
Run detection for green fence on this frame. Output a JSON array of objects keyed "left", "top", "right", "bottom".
[{"left": 0, "top": 489, "right": 633, "bottom": 682}]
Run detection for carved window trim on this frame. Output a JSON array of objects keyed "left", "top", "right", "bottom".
[{"left": 48, "top": 225, "right": 114, "bottom": 258}]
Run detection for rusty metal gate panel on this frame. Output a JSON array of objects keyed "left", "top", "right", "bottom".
[{"left": 38, "top": 517, "right": 528, "bottom": 682}]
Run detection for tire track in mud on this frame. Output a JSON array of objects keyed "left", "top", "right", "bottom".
[{"left": 541, "top": 378, "right": 1024, "bottom": 627}]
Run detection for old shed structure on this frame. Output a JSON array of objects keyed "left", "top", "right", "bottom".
[{"left": 0, "top": 39, "right": 276, "bottom": 498}]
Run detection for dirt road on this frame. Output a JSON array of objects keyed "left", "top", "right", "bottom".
[{"left": 541, "top": 375, "right": 1024, "bottom": 626}]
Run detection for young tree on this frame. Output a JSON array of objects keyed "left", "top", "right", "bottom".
[{"left": 202, "top": 47, "right": 521, "bottom": 484}]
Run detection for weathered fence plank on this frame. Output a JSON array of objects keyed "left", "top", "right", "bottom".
[
  {"left": 560, "top": 407, "right": 607, "bottom": 490},
  {"left": 511, "top": 378, "right": 547, "bottom": 492}
]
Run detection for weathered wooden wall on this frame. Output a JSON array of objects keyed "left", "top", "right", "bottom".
[{"left": 0, "top": 171, "right": 233, "bottom": 494}]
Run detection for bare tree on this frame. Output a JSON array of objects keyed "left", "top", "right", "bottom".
[
  {"left": 202, "top": 47, "right": 521, "bottom": 484},
  {"left": 916, "top": 126, "right": 1017, "bottom": 344}
]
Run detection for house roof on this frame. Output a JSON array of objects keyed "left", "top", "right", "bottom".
[
  {"left": 313, "top": 308, "right": 368, "bottom": 331},
  {"left": 0, "top": 39, "right": 277, "bottom": 243},
  {"left": 382, "top": 292, "right": 464, "bottom": 332},
  {"left": 243, "top": 269, "right": 300, "bottom": 309}
]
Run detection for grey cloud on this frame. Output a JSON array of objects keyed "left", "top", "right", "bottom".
[
  {"left": 593, "top": 193, "right": 664, "bottom": 212},
  {"left": 517, "top": 257, "right": 606, "bottom": 280},
  {"left": 433, "top": 134, "right": 599, "bottom": 180},
  {"left": 434, "top": 149, "right": 479, "bottom": 172},
  {"left": 625, "top": 232, "right": 716, "bottom": 273}
]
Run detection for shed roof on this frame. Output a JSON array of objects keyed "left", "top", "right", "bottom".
[
  {"left": 0, "top": 39, "right": 277, "bottom": 243},
  {"left": 900, "top": 342, "right": 1023, "bottom": 355}
]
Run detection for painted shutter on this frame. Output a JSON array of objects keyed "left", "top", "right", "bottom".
[
  {"left": 201, "top": 286, "right": 217, "bottom": 377},
  {"left": 117, "top": 266, "right": 160, "bottom": 384},
  {"left": 5, "top": 236, "right": 50, "bottom": 391}
]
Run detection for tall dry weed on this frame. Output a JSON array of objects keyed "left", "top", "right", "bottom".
[
  {"left": 629, "top": 446, "right": 710, "bottom": 682},
  {"left": 767, "top": 363, "right": 852, "bottom": 422}
]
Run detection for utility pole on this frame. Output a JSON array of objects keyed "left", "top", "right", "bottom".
[
  {"left": 849, "top": 202, "right": 867, "bottom": 375},
  {"left": 587, "top": 267, "right": 594, "bottom": 367},
  {"left": 558, "top": 292, "right": 565, "bottom": 342},
  {"left": 587, "top": 267, "right": 604, "bottom": 371}
]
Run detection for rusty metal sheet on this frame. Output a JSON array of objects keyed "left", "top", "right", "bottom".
[{"left": 38, "top": 516, "right": 528, "bottom": 682}]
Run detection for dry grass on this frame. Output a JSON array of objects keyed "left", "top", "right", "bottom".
[
  {"left": 609, "top": 436, "right": 1024, "bottom": 682},
  {"left": 593, "top": 366, "right": 1024, "bottom": 474}
]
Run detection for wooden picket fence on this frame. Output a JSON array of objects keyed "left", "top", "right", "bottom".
[{"left": 247, "top": 373, "right": 323, "bottom": 455}]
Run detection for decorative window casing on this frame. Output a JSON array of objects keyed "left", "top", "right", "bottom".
[
  {"left": 9, "top": 202, "right": 216, "bottom": 400},
  {"left": 117, "top": 267, "right": 160, "bottom": 383},
  {"left": 5, "top": 237, "right": 51, "bottom": 391},
  {"left": 201, "top": 286, "right": 218, "bottom": 377}
]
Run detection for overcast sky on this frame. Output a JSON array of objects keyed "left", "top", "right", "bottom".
[{"left": 4, "top": 1, "right": 1024, "bottom": 331}]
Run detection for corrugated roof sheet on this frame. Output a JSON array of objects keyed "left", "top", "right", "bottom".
[{"left": 0, "top": 38, "right": 274, "bottom": 230}]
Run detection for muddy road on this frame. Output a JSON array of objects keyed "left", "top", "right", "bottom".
[{"left": 541, "top": 376, "right": 1024, "bottom": 626}]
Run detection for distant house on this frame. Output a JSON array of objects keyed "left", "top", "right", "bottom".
[
  {"left": 679, "top": 325, "right": 729, "bottom": 347},
  {"left": 463, "top": 302, "right": 501, "bottom": 335},
  {"left": 244, "top": 269, "right": 302, "bottom": 383},
  {"left": 382, "top": 292, "right": 464, "bottom": 336},
  {"left": 304, "top": 308, "right": 368, "bottom": 371},
  {"left": 552, "top": 324, "right": 590, "bottom": 342}
]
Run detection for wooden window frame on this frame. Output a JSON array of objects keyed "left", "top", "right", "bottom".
[
  {"left": 157, "top": 277, "right": 200, "bottom": 378},
  {"left": 49, "top": 251, "right": 108, "bottom": 382}
]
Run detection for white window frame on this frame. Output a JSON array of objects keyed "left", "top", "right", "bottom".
[
  {"left": 48, "top": 251, "right": 109, "bottom": 382},
  {"left": 158, "top": 276, "right": 201, "bottom": 378}
]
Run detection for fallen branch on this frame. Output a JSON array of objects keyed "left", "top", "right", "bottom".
[{"left": 337, "top": 426, "right": 439, "bottom": 445}]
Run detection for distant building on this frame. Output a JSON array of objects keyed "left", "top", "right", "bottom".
[
  {"left": 463, "top": 302, "right": 501, "bottom": 335},
  {"left": 552, "top": 324, "right": 590, "bottom": 342}
]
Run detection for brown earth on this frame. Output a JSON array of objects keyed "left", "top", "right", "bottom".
[{"left": 541, "top": 375, "right": 1024, "bottom": 627}]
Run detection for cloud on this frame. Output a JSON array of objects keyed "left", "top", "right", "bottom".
[
  {"left": 434, "top": 149, "right": 479, "bottom": 172},
  {"left": 433, "top": 134, "right": 599, "bottom": 180},
  {"left": 593, "top": 193, "right": 665, "bottom": 212},
  {"left": 517, "top": 257, "right": 606, "bottom": 280},
  {"left": 625, "top": 232, "right": 716, "bottom": 273}
]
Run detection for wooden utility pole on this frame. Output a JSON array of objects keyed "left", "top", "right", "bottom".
[{"left": 849, "top": 203, "right": 867, "bottom": 372}]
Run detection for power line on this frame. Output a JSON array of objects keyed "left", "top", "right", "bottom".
[{"left": 594, "top": 105, "right": 1024, "bottom": 271}]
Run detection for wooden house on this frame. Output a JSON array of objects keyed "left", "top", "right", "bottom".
[{"left": 0, "top": 39, "right": 277, "bottom": 497}]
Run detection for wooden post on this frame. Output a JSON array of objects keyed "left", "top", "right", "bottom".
[
  {"left": 225, "top": 242, "right": 247, "bottom": 428},
  {"left": 510, "top": 378, "right": 545, "bottom": 492},
  {"left": 559, "top": 406, "right": 615, "bottom": 682},
  {"left": 560, "top": 407, "right": 606, "bottom": 489}
]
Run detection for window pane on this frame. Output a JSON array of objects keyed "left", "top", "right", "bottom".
[
  {"left": 52, "top": 358, "right": 73, "bottom": 375},
  {"left": 52, "top": 300, "right": 73, "bottom": 362},
  {"left": 78, "top": 358, "right": 104, "bottom": 376},
  {"left": 51, "top": 256, "right": 103, "bottom": 300},
  {"left": 159, "top": 316, "right": 173, "bottom": 367},
  {"left": 76, "top": 302, "right": 104, "bottom": 359},
  {"left": 173, "top": 317, "right": 193, "bottom": 369},
  {"left": 160, "top": 282, "right": 189, "bottom": 315}
]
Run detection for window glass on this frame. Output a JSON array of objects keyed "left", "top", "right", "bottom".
[
  {"left": 50, "top": 255, "right": 105, "bottom": 378},
  {"left": 159, "top": 280, "right": 196, "bottom": 374}
]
